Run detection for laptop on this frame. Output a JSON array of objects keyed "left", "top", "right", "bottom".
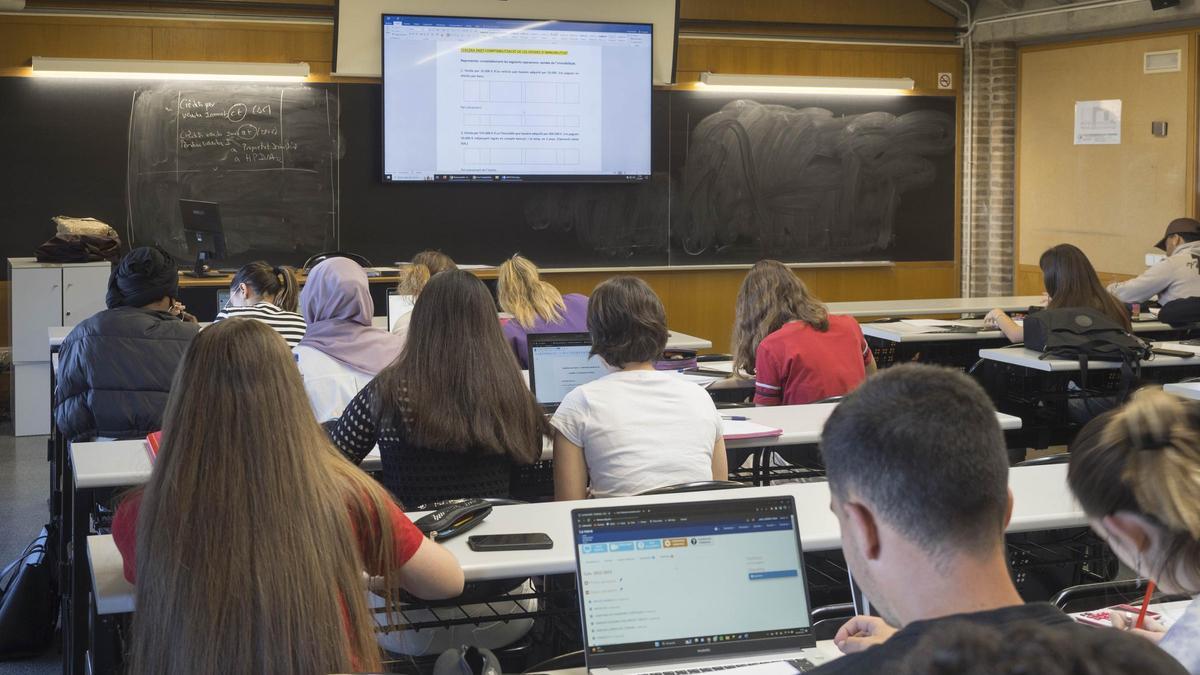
[
  {"left": 572, "top": 496, "right": 826, "bottom": 675},
  {"left": 527, "top": 332, "right": 608, "bottom": 412},
  {"left": 386, "top": 289, "right": 416, "bottom": 332}
]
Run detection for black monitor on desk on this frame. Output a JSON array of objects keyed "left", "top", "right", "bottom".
[{"left": 179, "top": 199, "right": 227, "bottom": 277}]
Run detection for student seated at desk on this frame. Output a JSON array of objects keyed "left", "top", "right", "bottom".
[
  {"left": 498, "top": 254, "right": 588, "bottom": 368},
  {"left": 1068, "top": 389, "right": 1200, "bottom": 674},
  {"left": 331, "top": 270, "right": 546, "bottom": 506},
  {"left": 213, "top": 261, "right": 306, "bottom": 347},
  {"left": 111, "top": 318, "right": 463, "bottom": 675},
  {"left": 809, "top": 364, "right": 1165, "bottom": 674},
  {"left": 899, "top": 618, "right": 1187, "bottom": 675},
  {"left": 392, "top": 250, "right": 457, "bottom": 342},
  {"left": 295, "top": 257, "right": 402, "bottom": 421},
  {"left": 55, "top": 246, "right": 199, "bottom": 442},
  {"left": 552, "top": 276, "right": 727, "bottom": 499},
  {"left": 731, "top": 260, "right": 875, "bottom": 406},
  {"left": 984, "top": 244, "right": 1131, "bottom": 342},
  {"left": 1107, "top": 218, "right": 1200, "bottom": 307}
]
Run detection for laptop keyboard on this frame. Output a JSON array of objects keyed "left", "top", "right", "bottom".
[{"left": 644, "top": 658, "right": 817, "bottom": 674}]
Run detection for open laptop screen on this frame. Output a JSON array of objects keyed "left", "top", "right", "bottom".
[
  {"left": 387, "top": 290, "right": 416, "bottom": 332},
  {"left": 572, "top": 497, "right": 814, "bottom": 669},
  {"left": 528, "top": 333, "right": 608, "bottom": 409}
]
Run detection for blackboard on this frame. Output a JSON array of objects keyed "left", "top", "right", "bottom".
[
  {"left": 127, "top": 84, "right": 339, "bottom": 263},
  {"left": 0, "top": 76, "right": 956, "bottom": 277}
]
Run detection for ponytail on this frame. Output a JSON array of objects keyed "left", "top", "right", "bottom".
[
  {"left": 497, "top": 254, "right": 565, "bottom": 329},
  {"left": 231, "top": 261, "right": 298, "bottom": 312},
  {"left": 273, "top": 266, "right": 299, "bottom": 313}
]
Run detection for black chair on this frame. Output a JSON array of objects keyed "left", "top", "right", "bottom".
[
  {"left": 810, "top": 602, "right": 855, "bottom": 641},
  {"left": 637, "top": 481, "right": 747, "bottom": 496},
  {"left": 301, "top": 251, "right": 372, "bottom": 270},
  {"left": 1050, "top": 578, "right": 1190, "bottom": 614},
  {"left": 522, "top": 649, "right": 585, "bottom": 673},
  {"left": 1016, "top": 453, "right": 1070, "bottom": 467}
]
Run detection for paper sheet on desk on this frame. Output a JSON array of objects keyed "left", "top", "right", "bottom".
[
  {"left": 722, "top": 420, "right": 783, "bottom": 440},
  {"left": 899, "top": 319, "right": 978, "bottom": 332}
]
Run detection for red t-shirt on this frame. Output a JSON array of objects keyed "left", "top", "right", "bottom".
[
  {"left": 111, "top": 490, "right": 426, "bottom": 584},
  {"left": 753, "top": 316, "right": 872, "bottom": 406}
]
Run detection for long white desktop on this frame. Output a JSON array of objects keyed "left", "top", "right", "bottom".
[
  {"left": 827, "top": 295, "right": 1045, "bottom": 320},
  {"left": 87, "top": 463, "right": 1077, "bottom": 616},
  {"left": 68, "top": 405, "right": 1021, "bottom": 491},
  {"left": 979, "top": 341, "right": 1200, "bottom": 372}
]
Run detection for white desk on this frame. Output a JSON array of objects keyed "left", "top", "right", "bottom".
[
  {"left": 1164, "top": 381, "right": 1200, "bottom": 400},
  {"left": 85, "top": 463, "right": 1082, "bottom": 613},
  {"left": 979, "top": 341, "right": 1200, "bottom": 373},
  {"left": 69, "top": 406, "right": 1019, "bottom": 491},
  {"left": 827, "top": 296, "right": 1045, "bottom": 320},
  {"left": 863, "top": 318, "right": 1177, "bottom": 344},
  {"left": 71, "top": 439, "right": 384, "bottom": 490}
]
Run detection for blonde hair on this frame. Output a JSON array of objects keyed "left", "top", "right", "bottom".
[
  {"left": 127, "top": 318, "right": 402, "bottom": 675},
  {"left": 731, "top": 260, "right": 829, "bottom": 375},
  {"left": 1069, "top": 388, "right": 1200, "bottom": 591},
  {"left": 497, "top": 254, "right": 565, "bottom": 329},
  {"left": 396, "top": 250, "right": 457, "bottom": 296}
]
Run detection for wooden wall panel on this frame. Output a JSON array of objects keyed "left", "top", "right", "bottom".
[
  {"left": 0, "top": 15, "right": 332, "bottom": 73},
  {"left": 678, "top": 0, "right": 958, "bottom": 27},
  {"left": 1018, "top": 33, "right": 1193, "bottom": 278},
  {"left": 546, "top": 263, "right": 958, "bottom": 353},
  {"left": 676, "top": 38, "right": 961, "bottom": 92},
  {"left": 1016, "top": 264, "right": 1133, "bottom": 297}
]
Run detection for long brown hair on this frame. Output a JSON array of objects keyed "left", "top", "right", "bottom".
[
  {"left": 732, "top": 260, "right": 829, "bottom": 375},
  {"left": 1040, "top": 244, "right": 1131, "bottom": 330},
  {"left": 396, "top": 250, "right": 457, "bottom": 296},
  {"left": 231, "top": 260, "right": 300, "bottom": 312},
  {"left": 376, "top": 269, "right": 546, "bottom": 462},
  {"left": 128, "top": 318, "right": 401, "bottom": 675},
  {"left": 1068, "top": 388, "right": 1200, "bottom": 592},
  {"left": 498, "top": 254, "right": 565, "bottom": 329}
]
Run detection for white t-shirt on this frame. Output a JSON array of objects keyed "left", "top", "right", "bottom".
[
  {"left": 293, "top": 344, "right": 376, "bottom": 422},
  {"left": 551, "top": 369, "right": 723, "bottom": 498}
]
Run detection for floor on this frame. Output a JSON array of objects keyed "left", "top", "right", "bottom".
[{"left": 0, "top": 428, "right": 62, "bottom": 675}]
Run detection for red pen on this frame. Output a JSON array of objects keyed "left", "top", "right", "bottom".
[{"left": 1135, "top": 581, "right": 1156, "bottom": 629}]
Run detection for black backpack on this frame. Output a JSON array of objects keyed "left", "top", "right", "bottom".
[{"left": 1023, "top": 307, "right": 1151, "bottom": 402}]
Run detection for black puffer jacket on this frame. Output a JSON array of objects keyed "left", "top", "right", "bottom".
[{"left": 54, "top": 307, "right": 199, "bottom": 441}]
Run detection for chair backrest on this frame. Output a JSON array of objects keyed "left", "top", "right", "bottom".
[
  {"left": 637, "top": 481, "right": 746, "bottom": 496},
  {"left": 1050, "top": 579, "right": 1189, "bottom": 614},
  {"left": 810, "top": 602, "right": 855, "bottom": 642},
  {"left": 302, "top": 251, "right": 372, "bottom": 270}
]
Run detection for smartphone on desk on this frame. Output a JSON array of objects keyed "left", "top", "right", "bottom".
[{"left": 467, "top": 533, "right": 553, "bottom": 552}]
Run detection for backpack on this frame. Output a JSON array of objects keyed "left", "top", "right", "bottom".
[
  {"left": 1158, "top": 297, "right": 1200, "bottom": 327},
  {"left": 1023, "top": 307, "right": 1151, "bottom": 403}
]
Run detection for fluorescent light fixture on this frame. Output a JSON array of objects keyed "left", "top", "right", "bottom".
[
  {"left": 31, "top": 57, "right": 310, "bottom": 82},
  {"left": 697, "top": 72, "right": 915, "bottom": 96}
]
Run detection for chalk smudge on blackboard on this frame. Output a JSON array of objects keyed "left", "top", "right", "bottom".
[{"left": 674, "top": 100, "right": 954, "bottom": 258}]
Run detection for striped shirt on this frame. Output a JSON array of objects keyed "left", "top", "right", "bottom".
[{"left": 214, "top": 302, "right": 307, "bottom": 347}]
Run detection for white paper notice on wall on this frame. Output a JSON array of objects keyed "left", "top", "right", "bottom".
[{"left": 1074, "top": 99, "right": 1122, "bottom": 145}]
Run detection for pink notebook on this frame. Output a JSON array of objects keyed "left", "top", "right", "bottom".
[{"left": 722, "top": 420, "right": 784, "bottom": 440}]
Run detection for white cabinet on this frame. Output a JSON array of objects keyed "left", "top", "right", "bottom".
[{"left": 8, "top": 258, "right": 111, "bottom": 436}]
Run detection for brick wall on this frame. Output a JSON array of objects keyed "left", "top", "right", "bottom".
[{"left": 963, "top": 42, "right": 1017, "bottom": 296}]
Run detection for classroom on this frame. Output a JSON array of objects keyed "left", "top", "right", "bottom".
[{"left": 1, "top": 1, "right": 1200, "bottom": 674}]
